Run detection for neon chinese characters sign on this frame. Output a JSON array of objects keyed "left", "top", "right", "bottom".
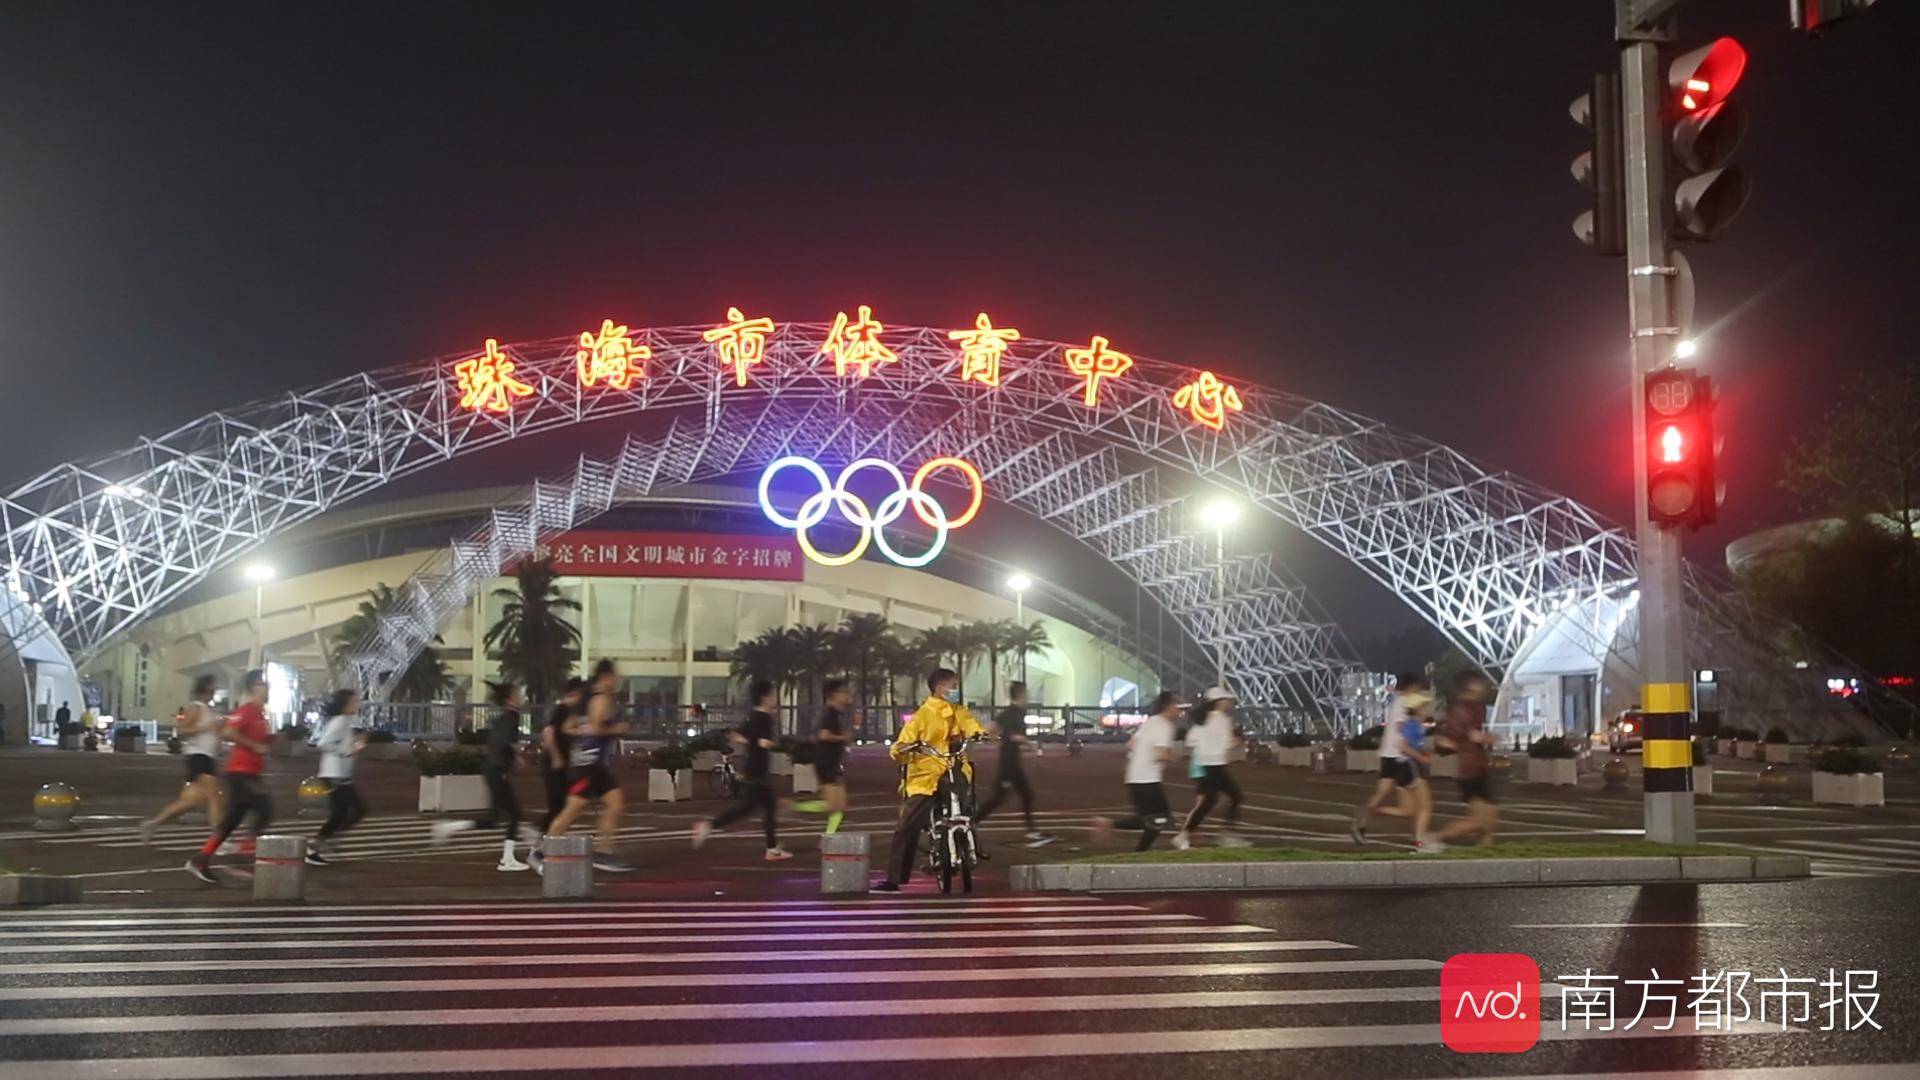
[
  {"left": 704, "top": 307, "right": 776, "bottom": 387},
  {"left": 455, "top": 339, "right": 534, "bottom": 414},
  {"left": 576, "top": 319, "right": 648, "bottom": 390},
  {"left": 1173, "top": 370, "right": 1244, "bottom": 431},
  {"left": 1064, "top": 334, "right": 1133, "bottom": 407},
  {"left": 949, "top": 312, "right": 1018, "bottom": 387},
  {"left": 821, "top": 305, "right": 898, "bottom": 378},
  {"left": 757, "top": 455, "right": 984, "bottom": 568}
]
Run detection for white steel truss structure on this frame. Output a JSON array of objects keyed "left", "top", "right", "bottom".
[{"left": 0, "top": 321, "right": 1889, "bottom": 727}]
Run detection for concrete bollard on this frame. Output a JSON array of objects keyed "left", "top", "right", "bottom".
[
  {"left": 820, "top": 832, "right": 870, "bottom": 895},
  {"left": 542, "top": 834, "right": 593, "bottom": 899},
  {"left": 32, "top": 782, "right": 80, "bottom": 831},
  {"left": 252, "top": 835, "right": 307, "bottom": 901}
]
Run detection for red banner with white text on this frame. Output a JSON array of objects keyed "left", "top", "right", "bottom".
[{"left": 520, "top": 531, "right": 804, "bottom": 581}]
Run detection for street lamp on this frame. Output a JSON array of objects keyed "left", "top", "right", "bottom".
[
  {"left": 1200, "top": 500, "right": 1240, "bottom": 688},
  {"left": 243, "top": 563, "right": 275, "bottom": 665},
  {"left": 1675, "top": 338, "right": 1699, "bottom": 360},
  {"left": 1007, "top": 572, "right": 1033, "bottom": 686}
]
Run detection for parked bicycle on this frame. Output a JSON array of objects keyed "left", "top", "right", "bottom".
[
  {"left": 709, "top": 748, "right": 739, "bottom": 799},
  {"left": 899, "top": 735, "right": 984, "bottom": 894}
]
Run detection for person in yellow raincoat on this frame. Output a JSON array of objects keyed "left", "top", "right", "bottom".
[{"left": 873, "top": 667, "right": 984, "bottom": 892}]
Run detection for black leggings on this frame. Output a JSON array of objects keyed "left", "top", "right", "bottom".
[
  {"left": 711, "top": 779, "right": 778, "bottom": 848},
  {"left": 477, "top": 769, "right": 521, "bottom": 841},
  {"left": 542, "top": 769, "right": 571, "bottom": 831},
  {"left": 1114, "top": 782, "right": 1172, "bottom": 852},
  {"left": 211, "top": 772, "right": 272, "bottom": 846},
  {"left": 886, "top": 794, "right": 938, "bottom": 885},
  {"left": 976, "top": 765, "right": 1035, "bottom": 830},
  {"left": 1183, "top": 765, "right": 1242, "bottom": 833},
  {"left": 316, "top": 780, "right": 366, "bottom": 840}
]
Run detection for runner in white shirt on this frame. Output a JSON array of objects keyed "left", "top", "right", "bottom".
[
  {"left": 1173, "top": 687, "right": 1248, "bottom": 850},
  {"left": 1350, "top": 674, "right": 1435, "bottom": 848},
  {"left": 140, "top": 674, "right": 226, "bottom": 844},
  {"left": 307, "top": 689, "right": 367, "bottom": 865},
  {"left": 1090, "top": 691, "right": 1182, "bottom": 852}
]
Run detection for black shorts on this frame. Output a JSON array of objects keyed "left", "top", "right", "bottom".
[
  {"left": 1379, "top": 758, "right": 1416, "bottom": 787},
  {"left": 814, "top": 760, "right": 844, "bottom": 785},
  {"left": 568, "top": 764, "right": 618, "bottom": 800},
  {"left": 185, "top": 754, "right": 217, "bottom": 781},
  {"left": 1457, "top": 774, "right": 1495, "bottom": 804}
]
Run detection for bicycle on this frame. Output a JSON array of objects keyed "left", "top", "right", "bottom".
[
  {"left": 900, "top": 736, "right": 983, "bottom": 894},
  {"left": 709, "top": 749, "right": 739, "bottom": 798}
]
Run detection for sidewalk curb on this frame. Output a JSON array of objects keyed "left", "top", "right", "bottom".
[
  {"left": 0, "top": 874, "right": 85, "bottom": 906},
  {"left": 1010, "top": 854, "right": 1811, "bottom": 892}
]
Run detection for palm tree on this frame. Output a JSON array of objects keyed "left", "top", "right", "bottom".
[
  {"left": 1002, "top": 620, "right": 1053, "bottom": 688},
  {"left": 787, "top": 624, "right": 839, "bottom": 710},
  {"left": 834, "top": 613, "right": 892, "bottom": 714},
  {"left": 730, "top": 626, "right": 801, "bottom": 699},
  {"left": 954, "top": 621, "right": 996, "bottom": 705},
  {"left": 881, "top": 633, "right": 936, "bottom": 714},
  {"left": 916, "top": 625, "right": 964, "bottom": 680},
  {"left": 485, "top": 559, "right": 581, "bottom": 703},
  {"left": 981, "top": 619, "right": 1021, "bottom": 704},
  {"left": 332, "top": 583, "right": 452, "bottom": 702}
]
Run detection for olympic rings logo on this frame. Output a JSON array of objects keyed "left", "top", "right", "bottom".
[{"left": 757, "top": 455, "right": 984, "bottom": 568}]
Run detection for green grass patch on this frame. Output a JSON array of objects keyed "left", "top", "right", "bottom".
[{"left": 1076, "top": 840, "right": 1762, "bottom": 864}]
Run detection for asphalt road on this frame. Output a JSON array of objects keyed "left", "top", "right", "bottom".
[{"left": 0, "top": 881, "right": 1911, "bottom": 1078}]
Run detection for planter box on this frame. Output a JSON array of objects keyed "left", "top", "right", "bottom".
[
  {"left": 1715, "top": 738, "right": 1737, "bottom": 757},
  {"left": 647, "top": 769, "right": 693, "bottom": 802},
  {"left": 1693, "top": 764, "right": 1714, "bottom": 796},
  {"left": 112, "top": 733, "right": 147, "bottom": 754},
  {"left": 418, "top": 774, "right": 491, "bottom": 813},
  {"left": 269, "top": 740, "right": 310, "bottom": 760},
  {"left": 1763, "top": 744, "right": 1803, "bottom": 765},
  {"left": 1275, "top": 746, "right": 1313, "bottom": 768},
  {"left": 1812, "top": 770, "right": 1885, "bottom": 807},
  {"left": 769, "top": 752, "right": 793, "bottom": 777},
  {"left": 363, "top": 742, "right": 404, "bottom": 762},
  {"left": 1431, "top": 754, "right": 1460, "bottom": 779},
  {"left": 1345, "top": 750, "right": 1375, "bottom": 772},
  {"left": 57, "top": 733, "right": 81, "bottom": 751},
  {"left": 1527, "top": 758, "right": 1578, "bottom": 787},
  {"left": 1735, "top": 742, "right": 1758, "bottom": 760},
  {"left": 692, "top": 751, "right": 722, "bottom": 772},
  {"left": 1229, "top": 745, "right": 1249, "bottom": 764},
  {"left": 792, "top": 762, "right": 819, "bottom": 794}
]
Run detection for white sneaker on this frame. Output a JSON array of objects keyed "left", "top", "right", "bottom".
[
  {"left": 1417, "top": 835, "right": 1448, "bottom": 854},
  {"left": 764, "top": 847, "right": 794, "bottom": 862},
  {"left": 496, "top": 839, "right": 529, "bottom": 871},
  {"left": 430, "top": 820, "right": 476, "bottom": 847},
  {"left": 1171, "top": 832, "right": 1192, "bottom": 851}
]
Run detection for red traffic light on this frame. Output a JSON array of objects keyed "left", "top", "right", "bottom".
[
  {"left": 1645, "top": 369, "right": 1719, "bottom": 529},
  {"left": 1654, "top": 421, "right": 1690, "bottom": 465},
  {"left": 1669, "top": 37, "right": 1747, "bottom": 115}
]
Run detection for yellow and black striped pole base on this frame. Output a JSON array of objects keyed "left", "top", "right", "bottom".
[{"left": 1641, "top": 682, "right": 1696, "bottom": 843}]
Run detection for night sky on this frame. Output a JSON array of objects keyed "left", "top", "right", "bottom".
[{"left": 2, "top": 1, "right": 1915, "bottom": 653}]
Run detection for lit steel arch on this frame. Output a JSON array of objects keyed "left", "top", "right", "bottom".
[{"left": 0, "top": 321, "right": 1868, "bottom": 725}]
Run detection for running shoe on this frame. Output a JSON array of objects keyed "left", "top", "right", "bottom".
[
  {"left": 764, "top": 847, "right": 794, "bottom": 862},
  {"left": 592, "top": 853, "right": 634, "bottom": 873},
  {"left": 1416, "top": 835, "right": 1449, "bottom": 854},
  {"left": 1349, "top": 822, "right": 1368, "bottom": 847},
  {"left": 1170, "top": 832, "right": 1192, "bottom": 851},
  {"left": 430, "top": 820, "right": 476, "bottom": 847},
  {"left": 1025, "top": 832, "right": 1058, "bottom": 848},
  {"left": 184, "top": 856, "right": 218, "bottom": 884},
  {"left": 304, "top": 848, "right": 331, "bottom": 867},
  {"left": 139, "top": 819, "right": 158, "bottom": 846},
  {"left": 872, "top": 880, "right": 901, "bottom": 893},
  {"left": 528, "top": 849, "right": 545, "bottom": 876}
]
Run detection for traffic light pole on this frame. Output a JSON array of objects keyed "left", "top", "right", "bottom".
[{"left": 1620, "top": 35, "right": 1698, "bottom": 844}]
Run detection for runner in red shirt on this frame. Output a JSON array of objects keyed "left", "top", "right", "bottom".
[{"left": 186, "top": 669, "right": 275, "bottom": 883}]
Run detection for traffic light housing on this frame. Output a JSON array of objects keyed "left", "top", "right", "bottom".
[
  {"left": 1666, "top": 37, "right": 1751, "bottom": 242},
  {"left": 1792, "top": 0, "right": 1881, "bottom": 34},
  {"left": 1645, "top": 367, "right": 1722, "bottom": 529},
  {"left": 1571, "top": 71, "right": 1625, "bottom": 256}
]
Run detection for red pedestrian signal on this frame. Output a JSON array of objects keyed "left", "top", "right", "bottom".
[{"left": 1645, "top": 368, "right": 1720, "bottom": 529}]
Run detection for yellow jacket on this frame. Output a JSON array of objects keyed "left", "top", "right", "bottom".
[{"left": 890, "top": 696, "right": 984, "bottom": 797}]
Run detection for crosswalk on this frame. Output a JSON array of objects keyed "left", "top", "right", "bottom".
[
  {"left": 0, "top": 893, "right": 1805, "bottom": 1077},
  {"left": 1756, "top": 835, "right": 1920, "bottom": 878}
]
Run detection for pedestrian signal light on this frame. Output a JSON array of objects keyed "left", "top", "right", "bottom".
[{"left": 1644, "top": 368, "right": 1719, "bottom": 529}]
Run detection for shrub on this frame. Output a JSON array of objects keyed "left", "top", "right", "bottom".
[
  {"left": 1526, "top": 735, "right": 1578, "bottom": 760},
  {"left": 785, "top": 740, "right": 818, "bottom": 765},
  {"left": 686, "top": 730, "right": 731, "bottom": 754},
  {"left": 1764, "top": 727, "right": 1790, "bottom": 745},
  {"left": 1814, "top": 747, "right": 1883, "bottom": 775},
  {"left": 1275, "top": 731, "right": 1312, "bottom": 748},
  {"left": 1728, "top": 727, "right": 1755, "bottom": 741},
  {"left": 650, "top": 745, "right": 694, "bottom": 771},
  {"left": 453, "top": 727, "right": 487, "bottom": 746},
  {"left": 58, "top": 720, "right": 85, "bottom": 736},
  {"left": 1692, "top": 714, "right": 1722, "bottom": 738},
  {"left": 1835, "top": 732, "right": 1869, "bottom": 749},
  {"left": 415, "top": 745, "right": 488, "bottom": 776},
  {"left": 1346, "top": 726, "right": 1383, "bottom": 752},
  {"left": 283, "top": 723, "right": 313, "bottom": 741},
  {"left": 364, "top": 729, "right": 397, "bottom": 744}
]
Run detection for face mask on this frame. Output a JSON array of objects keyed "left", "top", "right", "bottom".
[{"left": 942, "top": 688, "right": 960, "bottom": 702}]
